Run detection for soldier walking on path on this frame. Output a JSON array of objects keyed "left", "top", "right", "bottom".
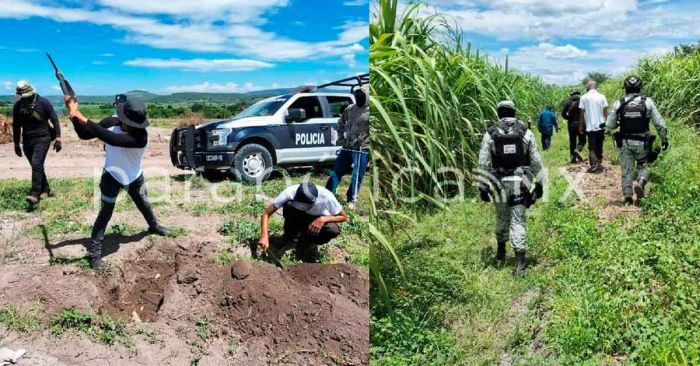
[
  {"left": 477, "top": 100, "right": 545, "bottom": 275},
  {"left": 605, "top": 76, "right": 668, "bottom": 206}
]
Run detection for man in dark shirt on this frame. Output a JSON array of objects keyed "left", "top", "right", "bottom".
[
  {"left": 12, "top": 80, "right": 62, "bottom": 204},
  {"left": 561, "top": 90, "right": 586, "bottom": 163}
]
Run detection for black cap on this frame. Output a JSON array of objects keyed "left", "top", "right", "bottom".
[
  {"left": 291, "top": 182, "right": 318, "bottom": 211},
  {"left": 624, "top": 75, "right": 643, "bottom": 91},
  {"left": 117, "top": 99, "right": 149, "bottom": 129},
  {"left": 570, "top": 90, "right": 581, "bottom": 96},
  {"left": 114, "top": 94, "right": 127, "bottom": 105}
]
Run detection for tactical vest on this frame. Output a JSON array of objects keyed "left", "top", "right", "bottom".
[
  {"left": 18, "top": 97, "right": 56, "bottom": 140},
  {"left": 617, "top": 94, "right": 650, "bottom": 134},
  {"left": 487, "top": 120, "right": 530, "bottom": 172}
]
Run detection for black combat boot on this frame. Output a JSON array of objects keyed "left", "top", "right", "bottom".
[
  {"left": 25, "top": 194, "right": 40, "bottom": 205},
  {"left": 515, "top": 251, "right": 527, "bottom": 276},
  {"left": 634, "top": 179, "right": 647, "bottom": 203},
  {"left": 495, "top": 241, "right": 506, "bottom": 262},
  {"left": 148, "top": 224, "right": 172, "bottom": 237},
  {"left": 569, "top": 156, "right": 577, "bottom": 164},
  {"left": 623, "top": 197, "right": 634, "bottom": 207},
  {"left": 573, "top": 150, "right": 584, "bottom": 163}
]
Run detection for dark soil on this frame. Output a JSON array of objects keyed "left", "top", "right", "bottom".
[{"left": 0, "top": 240, "right": 369, "bottom": 365}]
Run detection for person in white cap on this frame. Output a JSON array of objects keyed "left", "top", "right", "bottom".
[
  {"left": 477, "top": 100, "right": 545, "bottom": 275},
  {"left": 325, "top": 83, "right": 370, "bottom": 209},
  {"left": 12, "top": 80, "right": 62, "bottom": 204}
]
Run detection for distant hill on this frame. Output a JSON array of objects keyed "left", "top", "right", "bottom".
[{"left": 0, "top": 88, "right": 294, "bottom": 105}]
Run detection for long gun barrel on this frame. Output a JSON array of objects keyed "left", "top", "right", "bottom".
[{"left": 46, "top": 53, "right": 75, "bottom": 99}]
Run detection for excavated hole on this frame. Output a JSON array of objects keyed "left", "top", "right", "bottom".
[{"left": 99, "top": 260, "right": 177, "bottom": 322}]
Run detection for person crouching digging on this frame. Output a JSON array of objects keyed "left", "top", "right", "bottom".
[
  {"left": 64, "top": 96, "right": 170, "bottom": 272},
  {"left": 259, "top": 182, "right": 348, "bottom": 262}
]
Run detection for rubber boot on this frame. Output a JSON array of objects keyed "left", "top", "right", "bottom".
[
  {"left": 495, "top": 241, "right": 506, "bottom": 262},
  {"left": 634, "top": 179, "right": 647, "bottom": 203},
  {"left": 87, "top": 238, "right": 108, "bottom": 273},
  {"left": 515, "top": 251, "right": 527, "bottom": 276},
  {"left": 586, "top": 155, "right": 597, "bottom": 173},
  {"left": 148, "top": 224, "right": 171, "bottom": 237}
]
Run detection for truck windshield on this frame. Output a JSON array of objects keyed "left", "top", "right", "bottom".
[{"left": 233, "top": 96, "right": 290, "bottom": 119}]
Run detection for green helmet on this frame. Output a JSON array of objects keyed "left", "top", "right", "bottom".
[{"left": 496, "top": 100, "right": 516, "bottom": 111}]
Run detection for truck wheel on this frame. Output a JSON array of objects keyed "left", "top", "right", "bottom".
[{"left": 232, "top": 144, "right": 273, "bottom": 184}]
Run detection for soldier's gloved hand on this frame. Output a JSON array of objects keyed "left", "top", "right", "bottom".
[
  {"left": 661, "top": 140, "right": 669, "bottom": 151},
  {"left": 54, "top": 139, "right": 62, "bottom": 153},
  {"left": 14, "top": 144, "right": 22, "bottom": 157},
  {"left": 598, "top": 123, "right": 607, "bottom": 130},
  {"left": 533, "top": 182, "right": 544, "bottom": 200},
  {"left": 479, "top": 188, "right": 491, "bottom": 203}
]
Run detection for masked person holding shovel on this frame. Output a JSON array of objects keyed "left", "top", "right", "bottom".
[
  {"left": 64, "top": 95, "right": 170, "bottom": 271},
  {"left": 259, "top": 182, "right": 348, "bottom": 262},
  {"left": 605, "top": 76, "right": 668, "bottom": 206},
  {"left": 325, "top": 83, "right": 369, "bottom": 210},
  {"left": 12, "top": 80, "right": 62, "bottom": 204}
]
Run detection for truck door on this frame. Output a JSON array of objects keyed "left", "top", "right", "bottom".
[{"left": 278, "top": 95, "right": 332, "bottom": 164}]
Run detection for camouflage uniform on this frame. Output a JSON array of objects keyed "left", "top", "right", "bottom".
[
  {"left": 605, "top": 95, "right": 668, "bottom": 198},
  {"left": 478, "top": 117, "right": 544, "bottom": 253}
]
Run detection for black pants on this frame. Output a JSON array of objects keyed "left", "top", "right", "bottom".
[
  {"left": 587, "top": 130, "right": 605, "bottom": 163},
  {"left": 567, "top": 123, "right": 586, "bottom": 157},
  {"left": 541, "top": 134, "right": 552, "bottom": 150},
  {"left": 282, "top": 203, "right": 340, "bottom": 247},
  {"left": 23, "top": 136, "right": 51, "bottom": 197},
  {"left": 91, "top": 172, "right": 158, "bottom": 244}
]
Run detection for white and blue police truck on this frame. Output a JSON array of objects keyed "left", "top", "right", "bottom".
[{"left": 170, "top": 74, "right": 368, "bottom": 183}]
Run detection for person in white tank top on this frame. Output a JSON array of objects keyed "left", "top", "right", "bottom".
[{"left": 65, "top": 95, "right": 170, "bottom": 272}]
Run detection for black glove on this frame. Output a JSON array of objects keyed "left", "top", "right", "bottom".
[
  {"left": 661, "top": 140, "right": 669, "bottom": 151},
  {"left": 54, "top": 140, "right": 62, "bottom": 153},
  {"left": 14, "top": 144, "right": 22, "bottom": 157},
  {"left": 479, "top": 188, "right": 491, "bottom": 203},
  {"left": 598, "top": 123, "right": 607, "bottom": 130},
  {"left": 533, "top": 182, "right": 544, "bottom": 200}
]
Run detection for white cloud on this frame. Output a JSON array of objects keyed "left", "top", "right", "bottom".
[
  {"left": 124, "top": 58, "right": 274, "bottom": 71},
  {"left": 92, "top": 60, "right": 106, "bottom": 65},
  {"left": 0, "top": 0, "right": 368, "bottom": 65},
  {"left": 342, "top": 54, "right": 357, "bottom": 68},
  {"left": 163, "top": 81, "right": 264, "bottom": 93},
  {"left": 3, "top": 81, "right": 13, "bottom": 90},
  {"left": 100, "top": 53, "right": 115, "bottom": 57}
]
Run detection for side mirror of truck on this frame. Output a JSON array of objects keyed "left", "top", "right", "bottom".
[{"left": 285, "top": 108, "right": 307, "bottom": 123}]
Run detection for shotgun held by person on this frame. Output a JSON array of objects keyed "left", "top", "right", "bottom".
[{"left": 46, "top": 53, "right": 76, "bottom": 99}]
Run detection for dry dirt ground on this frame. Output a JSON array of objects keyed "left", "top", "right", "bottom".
[
  {"left": 0, "top": 121, "right": 370, "bottom": 365},
  {"left": 0, "top": 123, "right": 182, "bottom": 180}
]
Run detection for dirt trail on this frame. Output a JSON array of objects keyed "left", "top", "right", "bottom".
[
  {"left": 0, "top": 241, "right": 369, "bottom": 365},
  {"left": 0, "top": 123, "right": 185, "bottom": 180},
  {"left": 561, "top": 160, "right": 641, "bottom": 222}
]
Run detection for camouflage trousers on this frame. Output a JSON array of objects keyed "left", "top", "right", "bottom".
[
  {"left": 493, "top": 177, "right": 528, "bottom": 253},
  {"left": 620, "top": 140, "right": 649, "bottom": 198}
]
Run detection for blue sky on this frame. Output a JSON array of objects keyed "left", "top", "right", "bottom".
[
  {"left": 0, "top": 0, "right": 369, "bottom": 95},
  {"left": 420, "top": 0, "right": 700, "bottom": 85}
]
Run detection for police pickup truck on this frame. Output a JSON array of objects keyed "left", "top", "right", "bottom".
[{"left": 170, "top": 74, "right": 368, "bottom": 183}]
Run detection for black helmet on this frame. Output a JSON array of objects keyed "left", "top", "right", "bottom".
[{"left": 624, "top": 75, "right": 643, "bottom": 91}]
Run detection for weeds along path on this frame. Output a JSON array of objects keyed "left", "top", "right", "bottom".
[{"left": 371, "top": 119, "right": 700, "bottom": 365}]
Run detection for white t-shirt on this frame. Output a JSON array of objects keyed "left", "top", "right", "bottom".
[
  {"left": 272, "top": 184, "right": 343, "bottom": 216},
  {"left": 579, "top": 89, "right": 608, "bottom": 132},
  {"left": 104, "top": 126, "right": 146, "bottom": 185}
]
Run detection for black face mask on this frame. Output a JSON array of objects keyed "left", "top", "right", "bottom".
[
  {"left": 18, "top": 95, "right": 37, "bottom": 114},
  {"left": 353, "top": 90, "right": 367, "bottom": 107}
]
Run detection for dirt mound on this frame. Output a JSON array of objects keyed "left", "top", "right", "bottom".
[
  {"left": 219, "top": 262, "right": 369, "bottom": 364},
  {"left": 0, "top": 241, "right": 369, "bottom": 365},
  {"left": 0, "top": 115, "right": 11, "bottom": 144}
]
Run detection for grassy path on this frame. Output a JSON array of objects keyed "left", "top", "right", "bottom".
[{"left": 371, "top": 120, "right": 700, "bottom": 365}]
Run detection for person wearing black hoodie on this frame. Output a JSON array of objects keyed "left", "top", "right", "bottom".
[
  {"left": 12, "top": 80, "right": 62, "bottom": 204},
  {"left": 561, "top": 90, "right": 586, "bottom": 163},
  {"left": 64, "top": 95, "right": 170, "bottom": 272},
  {"left": 325, "top": 83, "right": 369, "bottom": 209}
]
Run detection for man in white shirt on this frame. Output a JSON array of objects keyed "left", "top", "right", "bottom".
[
  {"left": 579, "top": 80, "right": 608, "bottom": 173},
  {"left": 66, "top": 96, "right": 170, "bottom": 272},
  {"left": 258, "top": 182, "right": 348, "bottom": 261}
]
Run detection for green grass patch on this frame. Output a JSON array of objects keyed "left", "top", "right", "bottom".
[
  {"left": 50, "top": 308, "right": 132, "bottom": 347},
  {"left": 0, "top": 303, "right": 41, "bottom": 333}
]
